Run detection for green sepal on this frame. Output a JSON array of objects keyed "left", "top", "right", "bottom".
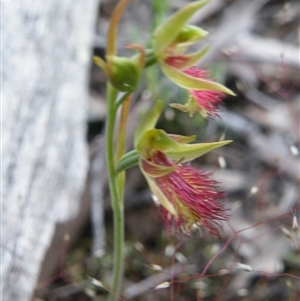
[
  {"left": 136, "top": 128, "right": 232, "bottom": 162},
  {"left": 140, "top": 158, "right": 176, "bottom": 178},
  {"left": 164, "top": 45, "right": 210, "bottom": 70},
  {"left": 170, "top": 96, "right": 206, "bottom": 117},
  {"left": 139, "top": 161, "right": 177, "bottom": 216},
  {"left": 168, "top": 134, "right": 197, "bottom": 144},
  {"left": 165, "top": 140, "right": 232, "bottom": 162},
  {"left": 134, "top": 100, "right": 163, "bottom": 148},
  {"left": 136, "top": 129, "right": 179, "bottom": 158},
  {"left": 152, "top": 0, "right": 210, "bottom": 55},
  {"left": 93, "top": 56, "right": 109, "bottom": 77},
  {"left": 161, "top": 63, "right": 236, "bottom": 95},
  {"left": 173, "top": 25, "right": 208, "bottom": 47},
  {"left": 116, "top": 149, "right": 139, "bottom": 172}
]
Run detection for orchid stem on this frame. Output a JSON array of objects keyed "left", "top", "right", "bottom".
[
  {"left": 106, "top": 83, "right": 124, "bottom": 301},
  {"left": 115, "top": 94, "right": 132, "bottom": 198}
]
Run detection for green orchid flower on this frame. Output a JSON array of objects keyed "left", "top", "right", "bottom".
[
  {"left": 151, "top": 0, "right": 235, "bottom": 117},
  {"left": 118, "top": 100, "right": 231, "bottom": 235}
]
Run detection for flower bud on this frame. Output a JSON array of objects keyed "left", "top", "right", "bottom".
[{"left": 107, "top": 56, "right": 140, "bottom": 92}]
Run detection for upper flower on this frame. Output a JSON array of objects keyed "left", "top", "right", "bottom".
[{"left": 151, "top": 0, "right": 235, "bottom": 117}]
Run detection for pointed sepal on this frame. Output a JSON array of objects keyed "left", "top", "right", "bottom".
[
  {"left": 164, "top": 140, "right": 232, "bottom": 162},
  {"left": 152, "top": 0, "right": 210, "bottom": 54},
  {"left": 164, "top": 45, "right": 210, "bottom": 70},
  {"left": 136, "top": 128, "right": 232, "bottom": 162},
  {"left": 172, "top": 25, "right": 208, "bottom": 48},
  {"left": 139, "top": 160, "right": 177, "bottom": 216},
  {"left": 161, "top": 64, "right": 236, "bottom": 95},
  {"left": 93, "top": 56, "right": 109, "bottom": 77},
  {"left": 134, "top": 100, "right": 163, "bottom": 148}
]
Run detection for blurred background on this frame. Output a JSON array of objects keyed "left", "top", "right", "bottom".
[{"left": 3, "top": 0, "right": 299, "bottom": 301}]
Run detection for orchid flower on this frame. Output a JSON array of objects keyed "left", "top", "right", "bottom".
[
  {"left": 152, "top": 0, "right": 235, "bottom": 117},
  {"left": 119, "top": 100, "right": 231, "bottom": 236}
]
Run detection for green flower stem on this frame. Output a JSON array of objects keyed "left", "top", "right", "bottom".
[
  {"left": 115, "top": 94, "right": 131, "bottom": 199},
  {"left": 106, "top": 83, "right": 124, "bottom": 301}
]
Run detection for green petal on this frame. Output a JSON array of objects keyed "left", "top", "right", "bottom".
[
  {"left": 170, "top": 97, "right": 206, "bottom": 117},
  {"left": 162, "top": 64, "right": 236, "bottom": 95},
  {"left": 172, "top": 45, "right": 210, "bottom": 70},
  {"left": 165, "top": 140, "right": 232, "bottom": 162},
  {"left": 152, "top": 0, "right": 210, "bottom": 55},
  {"left": 140, "top": 161, "right": 177, "bottom": 216},
  {"left": 137, "top": 128, "right": 232, "bottom": 162},
  {"left": 93, "top": 56, "right": 109, "bottom": 77},
  {"left": 134, "top": 100, "right": 163, "bottom": 147},
  {"left": 168, "top": 134, "right": 197, "bottom": 144},
  {"left": 136, "top": 129, "right": 181, "bottom": 157},
  {"left": 172, "top": 25, "right": 208, "bottom": 47},
  {"left": 141, "top": 158, "right": 176, "bottom": 178}
]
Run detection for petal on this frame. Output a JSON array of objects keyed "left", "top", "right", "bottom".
[
  {"left": 137, "top": 128, "right": 232, "bottom": 162},
  {"left": 170, "top": 99, "right": 203, "bottom": 118},
  {"left": 172, "top": 25, "right": 208, "bottom": 46},
  {"left": 162, "top": 63, "right": 236, "bottom": 95},
  {"left": 164, "top": 140, "right": 232, "bottom": 162},
  {"left": 164, "top": 46, "right": 210, "bottom": 70},
  {"left": 93, "top": 56, "right": 109, "bottom": 77},
  {"left": 141, "top": 158, "right": 176, "bottom": 178},
  {"left": 139, "top": 161, "right": 177, "bottom": 216},
  {"left": 167, "top": 134, "right": 197, "bottom": 144},
  {"left": 126, "top": 43, "right": 146, "bottom": 70},
  {"left": 152, "top": 0, "right": 210, "bottom": 54},
  {"left": 134, "top": 100, "right": 163, "bottom": 147},
  {"left": 136, "top": 129, "right": 182, "bottom": 158}
]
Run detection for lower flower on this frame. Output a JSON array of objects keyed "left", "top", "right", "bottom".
[{"left": 140, "top": 151, "right": 229, "bottom": 237}]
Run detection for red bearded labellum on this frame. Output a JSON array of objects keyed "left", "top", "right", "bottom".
[
  {"left": 184, "top": 67, "right": 225, "bottom": 117},
  {"left": 143, "top": 151, "right": 229, "bottom": 237}
]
